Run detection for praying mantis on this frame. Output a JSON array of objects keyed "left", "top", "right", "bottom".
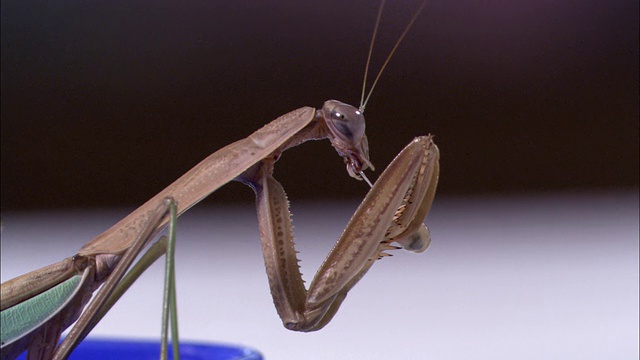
[{"left": 0, "top": 1, "right": 439, "bottom": 359}]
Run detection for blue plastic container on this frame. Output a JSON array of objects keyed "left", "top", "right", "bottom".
[{"left": 17, "top": 339, "right": 263, "bottom": 360}]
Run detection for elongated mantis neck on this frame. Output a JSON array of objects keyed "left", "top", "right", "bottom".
[{"left": 270, "top": 110, "right": 331, "bottom": 156}]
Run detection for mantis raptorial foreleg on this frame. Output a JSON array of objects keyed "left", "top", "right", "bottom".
[{"left": 240, "top": 136, "right": 439, "bottom": 331}]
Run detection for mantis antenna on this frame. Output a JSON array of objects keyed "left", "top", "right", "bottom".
[
  {"left": 359, "top": 0, "right": 429, "bottom": 113},
  {"left": 358, "top": 0, "right": 429, "bottom": 187}
]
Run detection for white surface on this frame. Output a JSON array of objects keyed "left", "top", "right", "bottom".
[{"left": 1, "top": 192, "right": 638, "bottom": 359}]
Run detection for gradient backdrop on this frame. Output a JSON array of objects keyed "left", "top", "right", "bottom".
[{"left": 2, "top": 0, "right": 638, "bottom": 210}]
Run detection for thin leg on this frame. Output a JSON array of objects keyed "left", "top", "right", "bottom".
[
  {"left": 161, "top": 200, "right": 180, "bottom": 360},
  {"left": 53, "top": 198, "right": 178, "bottom": 360},
  {"left": 93, "top": 238, "right": 169, "bottom": 331}
]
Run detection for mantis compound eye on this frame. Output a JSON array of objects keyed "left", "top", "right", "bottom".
[
  {"left": 329, "top": 107, "right": 365, "bottom": 142},
  {"left": 321, "top": 100, "right": 375, "bottom": 180}
]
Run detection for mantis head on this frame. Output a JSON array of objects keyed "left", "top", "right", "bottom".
[
  {"left": 317, "top": 1, "right": 427, "bottom": 184},
  {"left": 320, "top": 100, "right": 375, "bottom": 181}
]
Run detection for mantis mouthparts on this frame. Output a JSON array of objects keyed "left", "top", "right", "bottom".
[{"left": 360, "top": 171, "right": 374, "bottom": 188}]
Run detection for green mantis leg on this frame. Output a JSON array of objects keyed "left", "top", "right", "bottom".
[
  {"left": 54, "top": 198, "right": 181, "bottom": 360},
  {"left": 161, "top": 200, "right": 180, "bottom": 360}
]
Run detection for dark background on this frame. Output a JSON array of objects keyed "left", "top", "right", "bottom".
[{"left": 2, "top": 0, "right": 638, "bottom": 211}]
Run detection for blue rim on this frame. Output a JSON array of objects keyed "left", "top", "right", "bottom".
[{"left": 16, "top": 339, "right": 263, "bottom": 360}]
